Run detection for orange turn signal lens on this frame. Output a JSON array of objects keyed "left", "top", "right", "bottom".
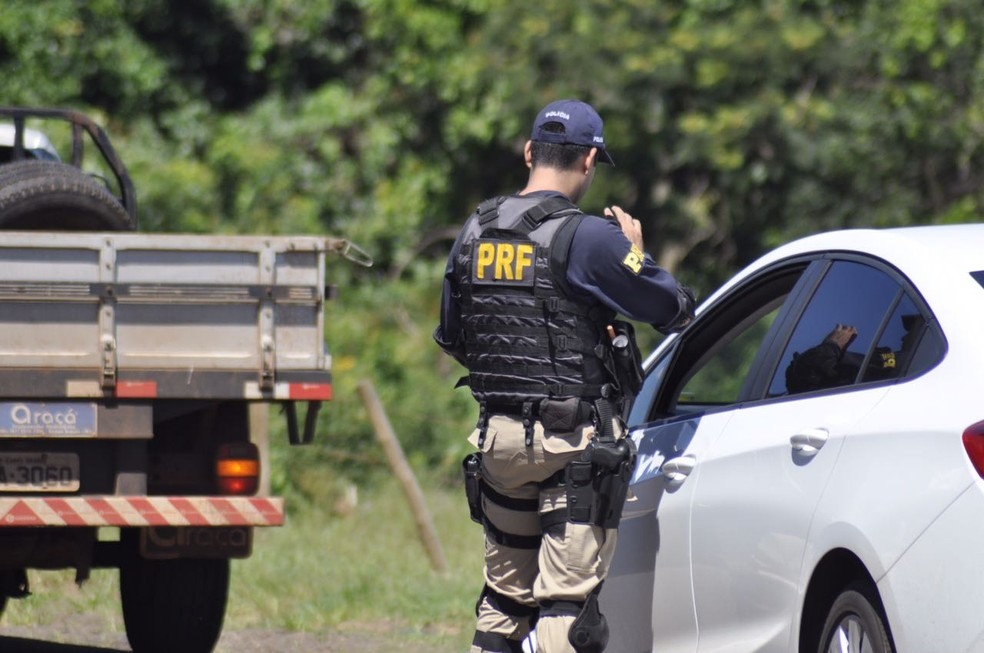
[
  {"left": 215, "top": 442, "right": 260, "bottom": 496},
  {"left": 216, "top": 459, "right": 259, "bottom": 477}
]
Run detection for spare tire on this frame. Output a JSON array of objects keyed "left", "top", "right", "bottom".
[
  {"left": 0, "top": 160, "right": 71, "bottom": 187},
  {"left": 0, "top": 160, "right": 131, "bottom": 231}
]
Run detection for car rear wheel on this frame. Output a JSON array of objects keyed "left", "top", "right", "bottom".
[{"left": 818, "top": 584, "right": 894, "bottom": 653}]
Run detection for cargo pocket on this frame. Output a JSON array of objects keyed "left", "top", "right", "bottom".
[
  {"left": 467, "top": 424, "right": 498, "bottom": 452},
  {"left": 563, "top": 522, "right": 615, "bottom": 575},
  {"left": 540, "top": 421, "right": 593, "bottom": 457}
]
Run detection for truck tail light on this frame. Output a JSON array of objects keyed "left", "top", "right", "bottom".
[
  {"left": 216, "top": 442, "right": 260, "bottom": 495},
  {"left": 962, "top": 422, "right": 984, "bottom": 478}
]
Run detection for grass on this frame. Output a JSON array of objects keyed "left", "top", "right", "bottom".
[{"left": 2, "top": 477, "right": 484, "bottom": 651}]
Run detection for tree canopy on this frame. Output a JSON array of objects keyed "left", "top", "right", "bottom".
[
  {"left": 5, "top": 1, "right": 981, "bottom": 278},
  {"left": 2, "top": 0, "right": 982, "bottom": 479}
]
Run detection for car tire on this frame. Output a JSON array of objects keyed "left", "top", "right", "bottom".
[
  {"left": 0, "top": 160, "right": 131, "bottom": 231},
  {"left": 817, "top": 583, "right": 894, "bottom": 653},
  {"left": 119, "top": 530, "right": 230, "bottom": 653}
]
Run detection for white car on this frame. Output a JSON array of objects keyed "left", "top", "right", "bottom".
[
  {"left": 0, "top": 123, "right": 60, "bottom": 162},
  {"left": 600, "top": 224, "right": 984, "bottom": 653}
]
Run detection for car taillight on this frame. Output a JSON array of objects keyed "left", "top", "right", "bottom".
[
  {"left": 962, "top": 422, "right": 984, "bottom": 478},
  {"left": 215, "top": 442, "right": 260, "bottom": 495}
]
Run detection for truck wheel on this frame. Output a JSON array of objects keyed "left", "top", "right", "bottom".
[
  {"left": 119, "top": 532, "right": 230, "bottom": 653},
  {"left": 816, "top": 583, "right": 894, "bottom": 653},
  {"left": 0, "top": 160, "right": 131, "bottom": 231}
]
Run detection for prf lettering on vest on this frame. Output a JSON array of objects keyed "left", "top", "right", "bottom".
[
  {"left": 622, "top": 244, "right": 644, "bottom": 275},
  {"left": 473, "top": 239, "right": 536, "bottom": 286}
]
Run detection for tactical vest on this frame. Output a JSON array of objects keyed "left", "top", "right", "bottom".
[{"left": 453, "top": 195, "right": 616, "bottom": 408}]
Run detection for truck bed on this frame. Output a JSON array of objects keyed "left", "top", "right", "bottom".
[{"left": 0, "top": 231, "right": 332, "bottom": 400}]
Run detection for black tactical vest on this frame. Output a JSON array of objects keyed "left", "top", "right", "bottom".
[{"left": 453, "top": 195, "right": 616, "bottom": 408}]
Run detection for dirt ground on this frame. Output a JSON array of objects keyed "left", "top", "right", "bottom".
[{"left": 0, "top": 613, "right": 456, "bottom": 653}]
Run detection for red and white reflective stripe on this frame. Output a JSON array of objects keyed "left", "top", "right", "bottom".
[
  {"left": 0, "top": 496, "right": 284, "bottom": 527},
  {"left": 244, "top": 381, "right": 331, "bottom": 400}
]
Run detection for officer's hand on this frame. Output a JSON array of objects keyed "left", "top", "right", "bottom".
[
  {"left": 606, "top": 206, "right": 644, "bottom": 251},
  {"left": 824, "top": 324, "right": 858, "bottom": 351}
]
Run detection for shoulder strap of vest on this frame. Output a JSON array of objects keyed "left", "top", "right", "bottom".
[
  {"left": 476, "top": 197, "right": 505, "bottom": 226},
  {"left": 549, "top": 212, "right": 588, "bottom": 298},
  {"left": 520, "top": 197, "right": 580, "bottom": 233},
  {"left": 476, "top": 196, "right": 581, "bottom": 235}
]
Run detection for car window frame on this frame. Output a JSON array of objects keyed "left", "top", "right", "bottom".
[
  {"left": 641, "top": 257, "right": 815, "bottom": 422},
  {"left": 751, "top": 251, "right": 947, "bottom": 402},
  {"left": 630, "top": 250, "right": 948, "bottom": 427}
]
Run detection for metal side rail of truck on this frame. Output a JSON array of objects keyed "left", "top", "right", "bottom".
[{"left": 0, "top": 107, "right": 372, "bottom": 653}]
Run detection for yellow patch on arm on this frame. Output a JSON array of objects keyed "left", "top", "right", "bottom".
[{"left": 621, "top": 245, "right": 644, "bottom": 275}]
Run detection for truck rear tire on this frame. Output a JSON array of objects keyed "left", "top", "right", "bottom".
[
  {"left": 0, "top": 160, "right": 131, "bottom": 230},
  {"left": 119, "top": 532, "right": 230, "bottom": 653}
]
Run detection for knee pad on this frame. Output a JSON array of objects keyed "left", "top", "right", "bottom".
[
  {"left": 540, "top": 593, "right": 609, "bottom": 653},
  {"left": 568, "top": 592, "right": 609, "bottom": 653}
]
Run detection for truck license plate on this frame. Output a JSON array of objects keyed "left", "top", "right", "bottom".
[
  {"left": 0, "top": 452, "right": 80, "bottom": 492},
  {"left": 141, "top": 526, "right": 253, "bottom": 559}
]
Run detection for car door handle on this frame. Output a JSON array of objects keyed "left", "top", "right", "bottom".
[
  {"left": 790, "top": 428, "right": 829, "bottom": 456},
  {"left": 661, "top": 455, "right": 697, "bottom": 483}
]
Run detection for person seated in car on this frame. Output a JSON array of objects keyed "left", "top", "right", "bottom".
[
  {"left": 785, "top": 323, "right": 862, "bottom": 394},
  {"left": 785, "top": 316, "right": 925, "bottom": 394}
]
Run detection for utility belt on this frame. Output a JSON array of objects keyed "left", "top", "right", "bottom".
[
  {"left": 477, "top": 396, "right": 596, "bottom": 448},
  {"left": 484, "top": 397, "right": 596, "bottom": 428}
]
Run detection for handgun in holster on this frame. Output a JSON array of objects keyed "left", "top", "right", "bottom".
[{"left": 566, "top": 437, "right": 637, "bottom": 529}]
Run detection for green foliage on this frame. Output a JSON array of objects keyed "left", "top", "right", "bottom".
[{"left": 2, "top": 0, "right": 983, "bottom": 484}]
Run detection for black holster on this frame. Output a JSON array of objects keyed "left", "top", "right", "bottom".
[
  {"left": 463, "top": 452, "right": 484, "bottom": 524},
  {"left": 609, "top": 320, "right": 644, "bottom": 398},
  {"left": 566, "top": 437, "right": 637, "bottom": 529}
]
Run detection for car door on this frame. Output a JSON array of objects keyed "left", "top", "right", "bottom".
[
  {"left": 603, "top": 263, "right": 811, "bottom": 653},
  {"left": 602, "top": 389, "right": 735, "bottom": 653},
  {"left": 686, "top": 259, "right": 907, "bottom": 652}
]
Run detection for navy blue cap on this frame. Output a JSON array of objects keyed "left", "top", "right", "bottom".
[{"left": 530, "top": 99, "right": 614, "bottom": 166}]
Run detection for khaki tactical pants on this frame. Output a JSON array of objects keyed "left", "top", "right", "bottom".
[{"left": 468, "top": 414, "right": 620, "bottom": 653}]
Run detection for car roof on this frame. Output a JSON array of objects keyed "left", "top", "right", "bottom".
[
  {"left": 767, "top": 225, "right": 984, "bottom": 269},
  {"left": 701, "top": 224, "right": 984, "bottom": 312}
]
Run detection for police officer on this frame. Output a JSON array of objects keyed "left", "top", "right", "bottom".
[{"left": 434, "top": 99, "right": 694, "bottom": 653}]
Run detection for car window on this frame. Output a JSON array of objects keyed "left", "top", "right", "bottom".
[
  {"left": 639, "top": 264, "right": 808, "bottom": 422},
  {"left": 678, "top": 304, "right": 781, "bottom": 406},
  {"left": 860, "top": 292, "right": 944, "bottom": 382},
  {"left": 768, "top": 260, "right": 902, "bottom": 397}
]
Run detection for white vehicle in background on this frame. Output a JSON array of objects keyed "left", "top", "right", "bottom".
[
  {"left": 0, "top": 122, "right": 60, "bottom": 162},
  {"left": 601, "top": 225, "right": 984, "bottom": 652}
]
